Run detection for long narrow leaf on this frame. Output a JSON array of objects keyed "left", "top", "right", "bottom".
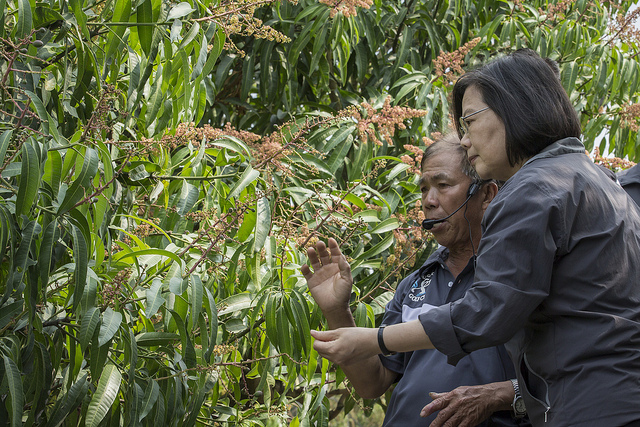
[
  {"left": 15, "top": 140, "right": 40, "bottom": 217},
  {"left": 80, "top": 306, "right": 101, "bottom": 351},
  {"left": 11, "top": 220, "right": 41, "bottom": 290},
  {"left": 98, "top": 307, "right": 122, "bottom": 347},
  {"left": 2, "top": 355, "right": 23, "bottom": 427},
  {"left": 15, "top": 0, "right": 32, "bottom": 37},
  {"left": 45, "top": 373, "right": 89, "bottom": 427},
  {"left": 38, "top": 219, "right": 60, "bottom": 292},
  {"left": 145, "top": 278, "right": 165, "bottom": 318},
  {"left": 57, "top": 148, "right": 99, "bottom": 215},
  {"left": 71, "top": 225, "right": 88, "bottom": 309},
  {"left": 85, "top": 364, "right": 122, "bottom": 427},
  {"left": 139, "top": 380, "right": 159, "bottom": 422}
]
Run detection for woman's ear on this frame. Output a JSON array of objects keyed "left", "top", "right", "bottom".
[{"left": 480, "top": 182, "right": 499, "bottom": 210}]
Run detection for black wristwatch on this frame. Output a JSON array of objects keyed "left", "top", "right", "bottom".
[
  {"left": 377, "top": 324, "right": 396, "bottom": 356},
  {"left": 511, "top": 379, "right": 527, "bottom": 418}
]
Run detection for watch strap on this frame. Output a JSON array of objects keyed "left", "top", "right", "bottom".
[
  {"left": 377, "top": 325, "right": 396, "bottom": 356},
  {"left": 510, "top": 379, "right": 526, "bottom": 418}
]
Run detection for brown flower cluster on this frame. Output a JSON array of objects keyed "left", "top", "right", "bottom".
[
  {"left": 609, "top": 7, "right": 640, "bottom": 46},
  {"left": 592, "top": 147, "right": 636, "bottom": 172},
  {"left": 221, "top": 14, "right": 291, "bottom": 43},
  {"left": 538, "top": 0, "right": 576, "bottom": 21},
  {"left": 319, "top": 0, "right": 373, "bottom": 18},
  {"left": 354, "top": 97, "right": 427, "bottom": 146},
  {"left": 84, "top": 85, "right": 124, "bottom": 139},
  {"left": 131, "top": 218, "right": 161, "bottom": 238},
  {"left": 511, "top": 0, "right": 525, "bottom": 13},
  {"left": 102, "top": 267, "right": 132, "bottom": 308},
  {"left": 620, "top": 102, "right": 640, "bottom": 132},
  {"left": 212, "top": 344, "right": 237, "bottom": 356},
  {"left": 401, "top": 144, "right": 424, "bottom": 175},
  {"left": 434, "top": 38, "right": 482, "bottom": 84},
  {"left": 162, "top": 122, "right": 262, "bottom": 150},
  {"left": 200, "top": 0, "right": 293, "bottom": 55},
  {"left": 386, "top": 201, "right": 428, "bottom": 270},
  {"left": 185, "top": 208, "right": 218, "bottom": 222}
]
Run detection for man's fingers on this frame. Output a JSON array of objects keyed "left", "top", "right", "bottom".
[
  {"left": 306, "top": 246, "right": 322, "bottom": 270},
  {"left": 301, "top": 264, "right": 312, "bottom": 280},
  {"left": 421, "top": 394, "right": 446, "bottom": 418},
  {"left": 316, "top": 240, "right": 332, "bottom": 264}
]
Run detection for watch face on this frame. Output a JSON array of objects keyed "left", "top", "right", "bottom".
[{"left": 514, "top": 397, "right": 527, "bottom": 414}]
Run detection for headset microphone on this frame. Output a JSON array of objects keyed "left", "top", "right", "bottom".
[{"left": 421, "top": 180, "right": 481, "bottom": 230}]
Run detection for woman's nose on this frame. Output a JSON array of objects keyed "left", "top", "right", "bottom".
[{"left": 460, "top": 134, "right": 471, "bottom": 149}]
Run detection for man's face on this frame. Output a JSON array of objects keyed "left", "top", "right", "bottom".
[{"left": 420, "top": 151, "right": 484, "bottom": 251}]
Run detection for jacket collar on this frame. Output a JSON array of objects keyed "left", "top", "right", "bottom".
[{"left": 521, "top": 137, "right": 585, "bottom": 169}]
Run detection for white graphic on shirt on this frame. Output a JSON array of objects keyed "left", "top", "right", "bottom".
[{"left": 408, "top": 272, "right": 432, "bottom": 302}]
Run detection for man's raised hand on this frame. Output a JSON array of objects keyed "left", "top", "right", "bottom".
[{"left": 301, "top": 238, "right": 353, "bottom": 322}]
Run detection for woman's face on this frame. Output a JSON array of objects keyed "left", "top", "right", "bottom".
[{"left": 460, "top": 86, "right": 521, "bottom": 181}]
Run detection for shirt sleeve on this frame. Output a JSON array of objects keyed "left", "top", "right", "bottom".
[{"left": 420, "top": 177, "right": 561, "bottom": 365}]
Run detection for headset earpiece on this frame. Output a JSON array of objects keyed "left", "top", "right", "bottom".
[{"left": 467, "top": 180, "right": 482, "bottom": 197}]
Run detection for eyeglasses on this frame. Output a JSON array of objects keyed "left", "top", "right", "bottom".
[{"left": 459, "top": 107, "right": 490, "bottom": 136}]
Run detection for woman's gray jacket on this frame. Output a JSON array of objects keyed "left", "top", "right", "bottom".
[{"left": 419, "top": 138, "right": 640, "bottom": 427}]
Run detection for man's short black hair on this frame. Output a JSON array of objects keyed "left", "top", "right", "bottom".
[
  {"left": 421, "top": 133, "right": 480, "bottom": 181},
  {"left": 452, "top": 49, "right": 582, "bottom": 166}
]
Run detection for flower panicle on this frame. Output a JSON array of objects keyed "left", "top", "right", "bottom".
[{"left": 433, "top": 37, "right": 482, "bottom": 84}]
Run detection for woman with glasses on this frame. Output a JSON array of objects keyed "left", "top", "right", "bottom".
[{"left": 309, "top": 49, "right": 640, "bottom": 426}]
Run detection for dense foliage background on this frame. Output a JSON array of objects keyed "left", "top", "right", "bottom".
[{"left": 1, "top": 0, "right": 639, "bottom": 425}]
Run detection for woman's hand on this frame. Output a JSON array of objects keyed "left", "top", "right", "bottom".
[{"left": 310, "top": 327, "right": 380, "bottom": 366}]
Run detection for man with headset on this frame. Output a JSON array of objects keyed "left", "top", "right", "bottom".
[{"left": 303, "top": 134, "right": 530, "bottom": 426}]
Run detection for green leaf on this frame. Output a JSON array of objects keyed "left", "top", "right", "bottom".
[
  {"left": 11, "top": 220, "right": 41, "bottom": 290},
  {"left": 139, "top": 380, "right": 159, "bottom": 421},
  {"left": 200, "top": 28, "right": 225, "bottom": 78},
  {"left": 253, "top": 196, "right": 271, "bottom": 253},
  {"left": 15, "top": 139, "right": 40, "bottom": 217},
  {"left": 42, "top": 149, "right": 62, "bottom": 200},
  {"left": 0, "top": 300, "right": 22, "bottom": 331},
  {"left": 105, "top": 0, "right": 132, "bottom": 62},
  {"left": 38, "top": 219, "right": 60, "bottom": 291},
  {"left": 218, "top": 293, "right": 255, "bottom": 316},
  {"left": 169, "top": 276, "right": 188, "bottom": 295},
  {"left": 137, "top": 0, "right": 153, "bottom": 56},
  {"left": 98, "top": 307, "right": 122, "bottom": 347},
  {"left": 71, "top": 224, "right": 88, "bottom": 310},
  {"left": 227, "top": 166, "right": 259, "bottom": 200},
  {"left": 2, "top": 355, "right": 24, "bottom": 427},
  {"left": 145, "top": 278, "right": 165, "bottom": 318},
  {"left": 135, "top": 332, "right": 181, "bottom": 346},
  {"left": 203, "top": 287, "right": 218, "bottom": 363},
  {"left": 16, "top": 0, "right": 33, "bottom": 38},
  {"left": 85, "top": 364, "right": 122, "bottom": 427},
  {"left": 370, "top": 217, "right": 400, "bottom": 234},
  {"left": 115, "top": 248, "right": 184, "bottom": 270},
  {"left": 46, "top": 373, "right": 89, "bottom": 427},
  {"left": 80, "top": 306, "right": 101, "bottom": 351},
  {"left": 168, "top": 309, "right": 196, "bottom": 368},
  {"left": 68, "top": 0, "right": 90, "bottom": 40},
  {"left": 167, "top": 2, "right": 194, "bottom": 20},
  {"left": 190, "top": 274, "right": 203, "bottom": 331},
  {"left": 175, "top": 181, "right": 199, "bottom": 215},
  {"left": 0, "top": 130, "right": 12, "bottom": 164},
  {"left": 57, "top": 148, "right": 99, "bottom": 215}
]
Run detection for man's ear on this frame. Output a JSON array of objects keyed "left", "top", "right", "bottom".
[{"left": 480, "top": 182, "right": 499, "bottom": 210}]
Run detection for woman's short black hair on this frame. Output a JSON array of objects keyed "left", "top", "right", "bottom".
[{"left": 452, "top": 49, "right": 582, "bottom": 166}]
